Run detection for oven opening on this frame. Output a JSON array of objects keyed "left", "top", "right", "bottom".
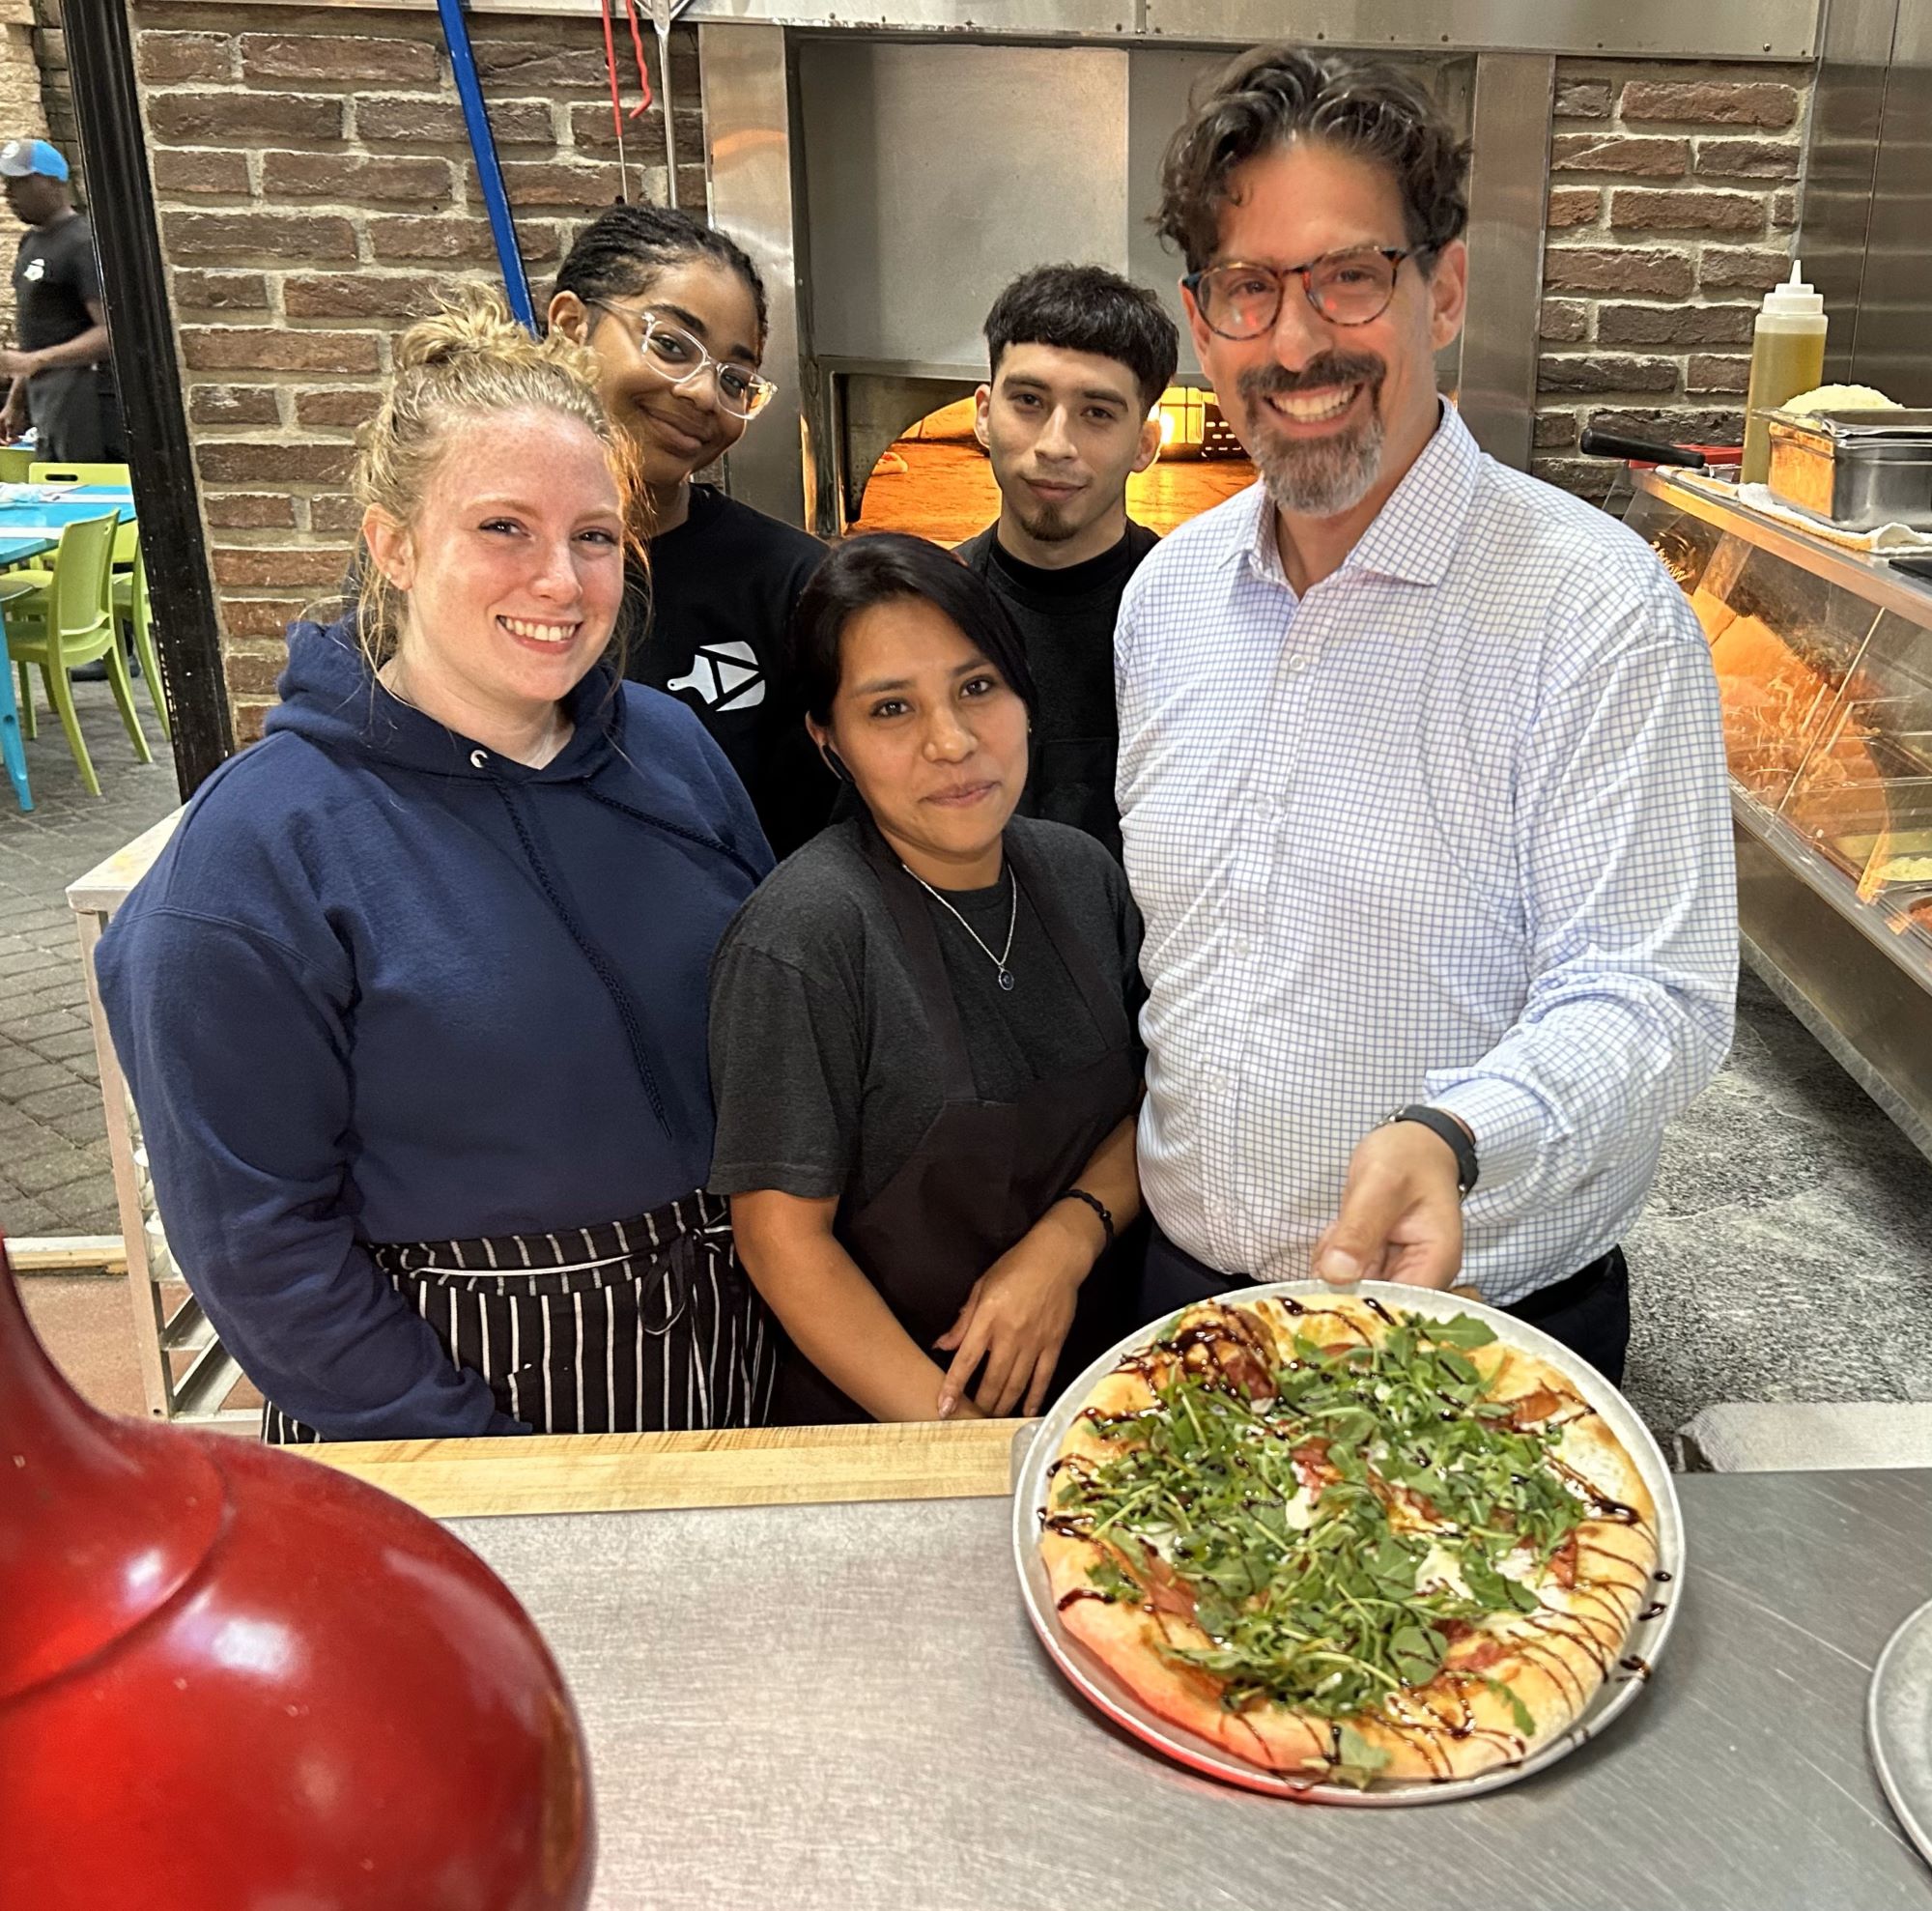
[{"left": 850, "top": 386, "right": 1258, "bottom": 545}]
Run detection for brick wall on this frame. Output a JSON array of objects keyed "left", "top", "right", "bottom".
[
  {"left": 27, "top": 0, "right": 69, "bottom": 170},
  {"left": 0, "top": 0, "right": 45, "bottom": 333},
  {"left": 133, "top": 2, "right": 702, "bottom": 739},
  {"left": 1534, "top": 61, "right": 1812, "bottom": 502},
  {"left": 130, "top": 19, "right": 1814, "bottom": 733}
]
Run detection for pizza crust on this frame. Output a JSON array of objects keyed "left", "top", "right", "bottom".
[{"left": 1039, "top": 1297, "right": 1661, "bottom": 1786}]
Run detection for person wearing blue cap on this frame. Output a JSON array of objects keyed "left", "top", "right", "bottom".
[{"left": 0, "top": 138, "right": 125, "bottom": 463}]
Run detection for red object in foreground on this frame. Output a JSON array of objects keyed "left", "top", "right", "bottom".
[{"left": 0, "top": 1238, "right": 594, "bottom": 1909}]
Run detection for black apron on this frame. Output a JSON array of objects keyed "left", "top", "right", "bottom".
[
  {"left": 264, "top": 1190, "right": 776, "bottom": 1442},
  {"left": 26, "top": 364, "right": 125, "bottom": 464},
  {"left": 773, "top": 823, "right": 1141, "bottom": 1424}
]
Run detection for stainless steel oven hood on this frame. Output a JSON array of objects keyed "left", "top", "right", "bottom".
[
  {"left": 693, "top": 2, "right": 1825, "bottom": 530},
  {"left": 679, "top": 1, "right": 1820, "bottom": 61}
]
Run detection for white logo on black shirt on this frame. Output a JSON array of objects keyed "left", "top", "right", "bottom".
[
  {"left": 21, "top": 257, "right": 43, "bottom": 282},
  {"left": 668, "top": 639, "right": 766, "bottom": 712}
]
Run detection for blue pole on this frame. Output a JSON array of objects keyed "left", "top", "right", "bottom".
[{"left": 436, "top": 0, "right": 538, "bottom": 331}]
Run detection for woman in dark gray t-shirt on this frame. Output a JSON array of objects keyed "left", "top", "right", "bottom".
[{"left": 708, "top": 533, "right": 1147, "bottom": 1426}]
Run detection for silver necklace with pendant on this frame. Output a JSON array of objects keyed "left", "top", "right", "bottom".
[{"left": 903, "top": 862, "right": 1018, "bottom": 990}]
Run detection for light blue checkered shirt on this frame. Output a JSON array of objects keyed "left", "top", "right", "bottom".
[{"left": 1116, "top": 406, "right": 1737, "bottom": 1306}]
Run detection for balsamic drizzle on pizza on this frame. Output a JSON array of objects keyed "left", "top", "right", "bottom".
[{"left": 1039, "top": 1298, "right": 1658, "bottom": 1787}]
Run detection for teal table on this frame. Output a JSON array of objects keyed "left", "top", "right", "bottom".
[
  {"left": 0, "top": 485, "right": 133, "bottom": 540},
  {"left": 0, "top": 554, "right": 42, "bottom": 810},
  {"left": 0, "top": 490, "right": 141, "bottom": 811},
  {"left": 0, "top": 533, "right": 53, "bottom": 567},
  {"left": 0, "top": 501, "right": 128, "bottom": 813}
]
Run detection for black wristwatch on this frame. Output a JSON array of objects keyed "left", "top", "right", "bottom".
[{"left": 1384, "top": 1104, "right": 1478, "bottom": 1197}]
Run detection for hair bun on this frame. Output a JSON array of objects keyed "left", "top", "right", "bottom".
[{"left": 393, "top": 284, "right": 552, "bottom": 374}]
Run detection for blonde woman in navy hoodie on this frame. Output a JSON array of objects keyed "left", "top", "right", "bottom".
[{"left": 96, "top": 292, "right": 776, "bottom": 1442}]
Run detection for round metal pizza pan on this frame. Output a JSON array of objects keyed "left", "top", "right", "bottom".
[
  {"left": 1868, "top": 1595, "right": 1932, "bottom": 1864},
  {"left": 1012, "top": 1278, "right": 1686, "bottom": 1806}
]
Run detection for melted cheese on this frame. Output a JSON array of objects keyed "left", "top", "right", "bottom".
[
  {"left": 1280, "top": 1486, "right": 1318, "bottom": 1530},
  {"left": 1497, "top": 1545, "right": 1540, "bottom": 1585},
  {"left": 1416, "top": 1544, "right": 1473, "bottom": 1601},
  {"left": 1418, "top": 1536, "right": 1544, "bottom": 1603}
]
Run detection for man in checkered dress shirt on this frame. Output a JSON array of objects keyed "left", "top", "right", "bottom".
[{"left": 1117, "top": 47, "right": 1736, "bottom": 1381}]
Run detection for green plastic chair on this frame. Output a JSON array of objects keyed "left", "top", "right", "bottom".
[
  {"left": 0, "top": 450, "right": 40, "bottom": 571},
  {"left": 3, "top": 509, "right": 149, "bottom": 794},
  {"left": 110, "top": 541, "right": 169, "bottom": 740},
  {"left": 25, "top": 464, "right": 137, "bottom": 567},
  {"left": 12, "top": 521, "right": 141, "bottom": 593},
  {"left": 28, "top": 460, "right": 129, "bottom": 488},
  {"left": 9, "top": 465, "right": 136, "bottom": 578},
  {"left": 10, "top": 524, "right": 139, "bottom": 586}
]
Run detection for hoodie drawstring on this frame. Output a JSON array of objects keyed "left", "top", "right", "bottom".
[{"left": 582, "top": 786, "right": 767, "bottom": 888}]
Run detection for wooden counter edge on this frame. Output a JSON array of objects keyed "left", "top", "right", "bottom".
[{"left": 298, "top": 1417, "right": 1030, "bottom": 1519}]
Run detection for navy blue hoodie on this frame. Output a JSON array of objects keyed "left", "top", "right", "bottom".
[{"left": 96, "top": 618, "right": 773, "bottom": 1440}]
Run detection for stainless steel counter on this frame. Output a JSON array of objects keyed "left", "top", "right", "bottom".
[{"left": 453, "top": 1468, "right": 1932, "bottom": 1910}]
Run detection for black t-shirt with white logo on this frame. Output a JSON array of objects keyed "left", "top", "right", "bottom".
[
  {"left": 624, "top": 483, "right": 831, "bottom": 858},
  {"left": 14, "top": 211, "right": 102, "bottom": 354}
]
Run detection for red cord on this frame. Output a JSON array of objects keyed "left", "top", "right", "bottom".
[
  {"left": 599, "top": 0, "right": 625, "bottom": 151},
  {"left": 622, "top": 0, "right": 654, "bottom": 117}
]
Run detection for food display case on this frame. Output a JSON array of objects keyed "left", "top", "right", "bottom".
[{"left": 1626, "top": 469, "right": 1932, "bottom": 1157}]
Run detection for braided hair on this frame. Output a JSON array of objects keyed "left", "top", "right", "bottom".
[{"left": 553, "top": 203, "right": 770, "bottom": 347}]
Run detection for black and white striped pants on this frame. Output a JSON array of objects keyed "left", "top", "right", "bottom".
[{"left": 263, "top": 1190, "right": 775, "bottom": 1443}]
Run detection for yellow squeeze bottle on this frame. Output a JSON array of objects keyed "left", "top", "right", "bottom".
[{"left": 1742, "top": 260, "right": 1828, "bottom": 486}]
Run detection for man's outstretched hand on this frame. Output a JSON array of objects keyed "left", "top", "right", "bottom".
[{"left": 1312, "top": 1118, "right": 1466, "bottom": 1289}]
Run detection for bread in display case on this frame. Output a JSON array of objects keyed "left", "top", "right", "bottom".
[
  {"left": 1701, "top": 552, "right": 1883, "bottom": 829},
  {"left": 1632, "top": 496, "right": 1883, "bottom": 825},
  {"left": 1623, "top": 469, "right": 1932, "bottom": 1160}
]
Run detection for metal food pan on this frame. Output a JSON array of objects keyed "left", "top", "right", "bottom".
[
  {"left": 1766, "top": 408, "right": 1932, "bottom": 531},
  {"left": 1012, "top": 1278, "right": 1685, "bottom": 1806}
]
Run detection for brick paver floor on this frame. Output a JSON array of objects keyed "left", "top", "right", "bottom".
[{"left": 0, "top": 675, "right": 178, "bottom": 1237}]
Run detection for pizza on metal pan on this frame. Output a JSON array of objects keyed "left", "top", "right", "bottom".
[{"left": 1039, "top": 1295, "right": 1661, "bottom": 1787}]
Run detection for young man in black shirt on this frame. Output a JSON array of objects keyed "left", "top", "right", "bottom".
[
  {"left": 955, "top": 265, "right": 1179, "bottom": 857},
  {"left": 0, "top": 140, "right": 123, "bottom": 463}
]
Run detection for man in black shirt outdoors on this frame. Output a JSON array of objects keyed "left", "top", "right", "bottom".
[
  {"left": 0, "top": 140, "right": 123, "bottom": 462},
  {"left": 956, "top": 265, "right": 1179, "bottom": 858}
]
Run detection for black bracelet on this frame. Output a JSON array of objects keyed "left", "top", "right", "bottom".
[
  {"left": 1384, "top": 1103, "right": 1479, "bottom": 1196},
  {"left": 1057, "top": 1187, "right": 1115, "bottom": 1249}
]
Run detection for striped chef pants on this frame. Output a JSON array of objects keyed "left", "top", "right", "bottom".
[{"left": 264, "top": 1189, "right": 775, "bottom": 1442}]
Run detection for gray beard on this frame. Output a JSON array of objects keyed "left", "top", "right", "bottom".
[{"left": 1250, "top": 405, "right": 1386, "bottom": 519}]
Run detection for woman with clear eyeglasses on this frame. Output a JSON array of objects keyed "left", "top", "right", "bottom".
[{"left": 549, "top": 205, "right": 832, "bottom": 854}]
